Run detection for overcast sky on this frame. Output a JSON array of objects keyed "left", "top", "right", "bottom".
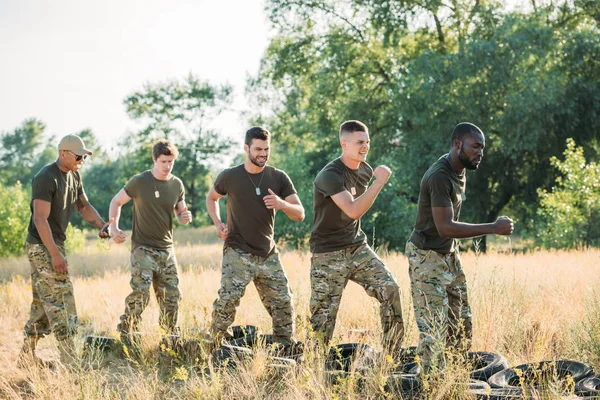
[{"left": 0, "top": 0, "right": 270, "bottom": 153}]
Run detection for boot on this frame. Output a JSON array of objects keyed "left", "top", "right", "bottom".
[{"left": 17, "top": 336, "right": 55, "bottom": 369}]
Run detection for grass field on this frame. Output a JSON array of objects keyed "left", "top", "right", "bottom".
[{"left": 1, "top": 227, "right": 599, "bottom": 399}]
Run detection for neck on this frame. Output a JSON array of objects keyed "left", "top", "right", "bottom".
[
  {"left": 340, "top": 153, "right": 360, "bottom": 170},
  {"left": 244, "top": 159, "right": 265, "bottom": 174},
  {"left": 151, "top": 168, "right": 169, "bottom": 181},
  {"left": 56, "top": 159, "right": 70, "bottom": 173},
  {"left": 448, "top": 152, "right": 465, "bottom": 174}
]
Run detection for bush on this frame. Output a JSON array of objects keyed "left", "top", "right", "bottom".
[
  {"left": 0, "top": 181, "right": 30, "bottom": 257},
  {"left": 536, "top": 139, "right": 600, "bottom": 249}
]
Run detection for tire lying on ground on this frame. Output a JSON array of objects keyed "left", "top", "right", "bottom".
[
  {"left": 212, "top": 345, "right": 254, "bottom": 370},
  {"left": 231, "top": 325, "right": 259, "bottom": 340},
  {"left": 326, "top": 343, "right": 378, "bottom": 372},
  {"left": 229, "top": 334, "right": 305, "bottom": 364},
  {"left": 384, "top": 361, "right": 421, "bottom": 396},
  {"left": 488, "top": 360, "right": 593, "bottom": 391},
  {"left": 83, "top": 336, "right": 118, "bottom": 353},
  {"left": 575, "top": 375, "right": 600, "bottom": 397},
  {"left": 159, "top": 335, "right": 206, "bottom": 366},
  {"left": 467, "top": 352, "right": 510, "bottom": 382}
]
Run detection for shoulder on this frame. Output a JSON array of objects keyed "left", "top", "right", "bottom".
[
  {"left": 32, "top": 163, "right": 57, "bottom": 184},
  {"left": 267, "top": 165, "right": 290, "bottom": 179},
  {"left": 217, "top": 164, "right": 242, "bottom": 178}
]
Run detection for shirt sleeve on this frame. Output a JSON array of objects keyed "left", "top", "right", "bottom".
[
  {"left": 31, "top": 173, "right": 55, "bottom": 203},
  {"left": 315, "top": 168, "right": 346, "bottom": 197},
  {"left": 428, "top": 172, "right": 453, "bottom": 208},
  {"left": 124, "top": 175, "right": 139, "bottom": 198},
  {"left": 279, "top": 170, "right": 297, "bottom": 199},
  {"left": 213, "top": 169, "right": 228, "bottom": 196}
]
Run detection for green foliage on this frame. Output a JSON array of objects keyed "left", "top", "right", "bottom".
[
  {"left": 0, "top": 181, "right": 30, "bottom": 257},
  {"left": 536, "top": 139, "right": 600, "bottom": 249},
  {"left": 64, "top": 224, "right": 87, "bottom": 254}
]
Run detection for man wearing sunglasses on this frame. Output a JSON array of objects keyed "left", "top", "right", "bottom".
[{"left": 19, "top": 134, "right": 111, "bottom": 368}]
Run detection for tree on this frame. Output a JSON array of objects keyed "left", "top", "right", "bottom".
[
  {"left": 536, "top": 139, "right": 600, "bottom": 249},
  {"left": 248, "top": 0, "right": 600, "bottom": 251}
]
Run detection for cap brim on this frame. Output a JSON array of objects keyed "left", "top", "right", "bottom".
[{"left": 72, "top": 148, "right": 93, "bottom": 156}]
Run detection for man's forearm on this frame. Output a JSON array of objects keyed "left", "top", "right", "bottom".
[
  {"left": 109, "top": 202, "right": 122, "bottom": 230},
  {"left": 348, "top": 182, "right": 385, "bottom": 220},
  {"left": 281, "top": 201, "right": 304, "bottom": 221},
  {"left": 439, "top": 221, "right": 497, "bottom": 239},
  {"left": 206, "top": 198, "right": 222, "bottom": 226},
  {"left": 80, "top": 205, "right": 105, "bottom": 230}
]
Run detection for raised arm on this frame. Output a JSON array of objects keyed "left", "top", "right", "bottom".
[
  {"left": 331, "top": 165, "right": 391, "bottom": 220},
  {"left": 432, "top": 206, "right": 514, "bottom": 239},
  {"left": 263, "top": 190, "right": 305, "bottom": 221}
]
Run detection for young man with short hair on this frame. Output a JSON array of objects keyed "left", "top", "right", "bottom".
[
  {"left": 206, "top": 126, "right": 304, "bottom": 347},
  {"left": 406, "top": 122, "right": 514, "bottom": 374},
  {"left": 19, "top": 134, "right": 111, "bottom": 367},
  {"left": 309, "top": 120, "right": 405, "bottom": 356},
  {"left": 110, "top": 139, "right": 191, "bottom": 339}
]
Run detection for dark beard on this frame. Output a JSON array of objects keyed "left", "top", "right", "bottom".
[
  {"left": 458, "top": 146, "right": 478, "bottom": 170},
  {"left": 249, "top": 154, "right": 267, "bottom": 167}
]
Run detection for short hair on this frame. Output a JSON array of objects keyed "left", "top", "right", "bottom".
[
  {"left": 339, "top": 120, "right": 368, "bottom": 139},
  {"left": 152, "top": 139, "right": 179, "bottom": 160},
  {"left": 451, "top": 122, "right": 483, "bottom": 145},
  {"left": 245, "top": 126, "right": 270, "bottom": 146}
]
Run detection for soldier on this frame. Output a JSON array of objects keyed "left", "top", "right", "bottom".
[
  {"left": 206, "top": 126, "right": 304, "bottom": 347},
  {"left": 18, "top": 134, "right": 111, "bottom": 367},
  {"left": 406, "top": 122, "right": 514, "bottom": 374},
  {"left": 309, "top": 120, "right": 404, "bottom": 357},
  {"left": 109, "top": 139, "right": 191, "bottom": 340}
]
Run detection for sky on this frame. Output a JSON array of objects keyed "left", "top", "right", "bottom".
[{"left": 0, "top": 0, "right": 270, "bottom": 154}]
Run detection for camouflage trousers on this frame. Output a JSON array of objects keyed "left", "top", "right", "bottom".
[
  {"left": 117, "top": 246, "right": 181, "bottom": 334},
  {"left": 23, "top": 243, "right": 77, "bottom": 341},
  {"left": 406, "top": 240, "right": 473, "bottom": 374},
  {"left": 210, "top": 246, "right": 295, "bottom": 345},
  {"left": 310, "top": 243, "right": 404, "bottom": 355}
]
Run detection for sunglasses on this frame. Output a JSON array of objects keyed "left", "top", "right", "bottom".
[{"left": 67, "top": 150, "right": 87, "bottom": 162}]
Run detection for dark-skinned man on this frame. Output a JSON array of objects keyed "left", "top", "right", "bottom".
[
  {"left": 406, "top": 122, "right": 514, "bottom": 374},
  {"left": 18, "top": 134, "right": 111, "bottom": 368}
]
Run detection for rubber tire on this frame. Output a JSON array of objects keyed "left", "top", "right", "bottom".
[
  {"left": 326, "top": 343, "right": 378, "bottom": 372},
  {"left": 467, "top": 352, "right": 509, "bottom": 382},
  {"left": 488, "top": 360, "right": 593, "bottom": 389},
  {"left": 384, "top": 373, "right": 421, "bottom": 397},
  {"left": 470, "top": 388, "right": 524, "bottom": 399},
  {"left": 212, "top": 345, "right": 254, "bottom": 370},
  {"left": 84, "top": 336, "right": 117, "bottom": 352},
  {"left": 575, "top": 375, "right": 600, "bottom": 396},
  {"left": 231, "top": 325, "right": 259, "bottom": 340}
]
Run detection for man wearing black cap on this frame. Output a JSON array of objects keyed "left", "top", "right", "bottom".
[{"left": 18, "top": 134, "right": 111, "bottom": 368}]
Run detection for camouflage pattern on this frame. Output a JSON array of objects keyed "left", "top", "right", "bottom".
[
  {"left": 117, "top": 245, "right": 181, "bottom": 334},
  {"left": 406, "top": 240, "right": 472, "bottom": 374},
  {"left": 23, "top": 243, "right": 77, "bottom": 341},
  {"left": 210, "top": 246, "right": 294, "bottom": 345},
  {"left": 310, "top": 243, "right": 404, "bottom": 355}
]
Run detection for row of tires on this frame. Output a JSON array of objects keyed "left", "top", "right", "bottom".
[{"left": 84, "top": 325, "right": 600, "bottom": 398}]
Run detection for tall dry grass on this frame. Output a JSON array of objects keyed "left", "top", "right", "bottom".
[{"left": 1, "top": 228, "right": 599, "bottom": 399}]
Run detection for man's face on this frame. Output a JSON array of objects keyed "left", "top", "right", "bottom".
[
  {"left": 245, "top": 138, "right": 270, "bottom": 167},
  {"left": 153, "top": 154, "right": 176, "bottom": 176},
  {"left": 341, "top": 130, "right": 370, "bottom": 163},
  {"left": 62, "top": 150, "right": 87, "bottom": 172},
  {"left": 457, "top": 132, "right": 485, "bottom": 170}
]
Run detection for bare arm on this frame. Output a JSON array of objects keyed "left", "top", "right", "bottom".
[
  {"left": 432, "top": 206, "right": 514, "bottom": 238},
  {"left": 109, "top": 189, "right": 132, "bottom": 244},
  {"left": 330, "top": 165, "right": 390, "bottom": 220},
  {"left": 75, "top": 193, "right": 109, "bottom": 232},
  {"left": 206, "top": 186, "right": 228, "bottom": 240},
  {"left": 33, "top": 199, "right": 68, "bottom": 273},
  {"left": 175, "top": 201, "right": 192, "bottom": 225},
  {"left": 263, "top": 190, "right": 305, "bottom": 221}
]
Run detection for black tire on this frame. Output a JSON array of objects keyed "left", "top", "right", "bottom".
[
  {"left": 385, "top": 373, "right": 421, "bottom": 397},
  {"left": 326, "top": 343, "right": 378, "bottom": 372},
  {"left": 84, "top": 336, "right": 117, "bottom": 352},
  {"left": 488, "top": 360, "right": 593, "bottom": 390},
  {"left": 326, "top": 370, "right": 368, "bottom": 389},
  {"left": 231, "top": 325, "right": 259, "bottom": 340},
  {"left": 470, "top": 388, "right": 524, "bottom": 399},
  {"left": 575, "top": 375, "right": 600, "bottom": 396},
  {"left": 228, "top": 333, "right": 259, "bottom": 348},
  {"left": 466, "top": 352, "right": 509, "bottom": 382},
  {"left": 397, "top": 346, "right": 418, "bottom": 365},
  {"left": 212, "top": 345, "right": 254, "bottom": 370}
]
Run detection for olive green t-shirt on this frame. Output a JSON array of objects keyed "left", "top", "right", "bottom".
[
  {"left": 409, "top": 154, "right": 466, "bottom": 254},
  {"left": 124, "top": 170, "right": 184, "bottom": 250},
  {"left": 310, "top": 158, "right": 372, "bottom": 253},
  {"left": 213, "top": 164, "right": 297, "bottom": 258},
  {"left": 27, "top": 162, "right": 85, "bottom": 246}
]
